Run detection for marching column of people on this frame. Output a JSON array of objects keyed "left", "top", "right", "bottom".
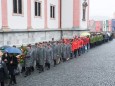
[
  {"left": 20, "top": 36, "right": 91, "bottom": 76},
  {"left": 0, "top": 33, "right": 113, "bottom": 86}
]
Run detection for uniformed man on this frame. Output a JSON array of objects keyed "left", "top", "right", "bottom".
[
  {"left": 66, "top": 40, "right": 71, "bottom": 60},
  {"left": 56, "top": 41, "right": 61, "bottom": 64},
  {"left": 45, "top": 44, "right": 53, "bottom": 70},
  {"left": 36, "top": 43, "right": 40, "bottom": 70},
  {"left": 62, "top": 41, "right": 67, "bottom": 62},
  {"left": 37, "top": 43, "right": 46, "bottom": 73},
  {"left": 52, "top": 42, "right": 58, "bottom": 66},
  {"left": 31, "top": 43, "right": 38, "bottom": 72}
]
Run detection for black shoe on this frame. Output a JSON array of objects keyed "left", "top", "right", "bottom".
[
  {"left": 39, "top": 71, "right": 42, "bottom": 73},
  {"left": 47, "top": 68, "right": 50, "bottom": 70},
  {"left": 24, "top": 75, "right": 27, "bottom": 77},
  {"left": 9, "top": 83, "right": 14, "bottom": 86},
  {"left": 14, "top": 82, "right": 17, "bottom": 84}
]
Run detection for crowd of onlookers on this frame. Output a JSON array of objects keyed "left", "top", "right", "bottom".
[{"left": 0, "top": 32, "right": 113, "bottom": 86}]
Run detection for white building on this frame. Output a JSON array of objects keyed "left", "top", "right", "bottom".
[{"left": 0, "top": 0, "right": 89, "bottom": 46}]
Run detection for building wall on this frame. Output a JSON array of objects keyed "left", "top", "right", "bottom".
[
  {"left": 88, "top": 20, "right": 95, "bottom": 32},
  {"left": 0, "top": 0, "right": 2, "bottom": 29},
  {"left": 73, "top": 0, "right": 80, "bottom": 28},
  {"left": 61, "top": 0, "right": 73, "bottom": 29},
  {"left": 0, "top": 30, "right": 88, "bottom": 46},
  {"left": 108, "top": 20, "right": 112, "bottom": 32},
  {"left": 95, "top": 21, "right": 103, "bottom": 32},
  {"left": 7, "top": 0, "right": 27, "bottom": 29},
  {"left": 47, "top": 0, "right": 58, "bottom": 29},
  {"left": 112, "top": 19, "right": 115, "bottom": 31},
  {"left": 0, "top": 31, "right": 61, "bottom": 46},
  {"left": 0, "top": 0, "right": 90, "bottom": 46},
  {"left": 1, "top": 0, "right": 89, "bottom": 30},
  {"left": 102, "top": 21, "right": 106, "bottom": 32},
  {"left": 31, "top": 0, "right": 45, "bottom": 29}
]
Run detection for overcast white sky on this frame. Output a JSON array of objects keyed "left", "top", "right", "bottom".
[{"left": 89, "top": 0, "right": 115, "bottom": 19}]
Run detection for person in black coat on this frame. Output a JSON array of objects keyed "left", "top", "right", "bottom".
[
  {"left": 0, "top": 51, "right": 9, "bottom": 86},
  {"left": 8, "top": 54, "right": 18, "bottom": 85},
  {"left": 2, "top": 52, "right": 10, "bottom": 70}
]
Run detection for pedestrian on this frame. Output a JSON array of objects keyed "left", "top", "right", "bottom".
[
  {"left": 78, "top": 38, "right": 81, "bottom": 56},
  {"left": 52, "top": 42, "right": 58, "bottom": 66},
  {"left": 86, "top": 36, "right": 90, "bottom": 50},
  {"left": 74, "top": 39, "right": 79, "bottom": 58},
  {"left": 31, "top": 43, "right": 38, "bottom": 72},
  {"left": 20, "top": 46, "right": 27, "bottom": 73},
  {"left": 45, "top": 44, "right": 53, "bottom": 70},
  {"left": 8, "top": 54, "right": 18, "bottom": 85},
  {"left": 62, "top": 41, "right": 67, "bottom": 62},
  {"left": 0, "top": 50, "right": 9, "bottom": 86},
  {"left": 2, "top": 52, "right": 10, "bottom": 70},
  {"left": 66, "top": 41, "right": 71, "bottom": 60},
  {"left": 24, "top": 45, "right": 33, "bottom": 77},
  {"left": 36, "top": 43, "right": 40, "bottom": 70},
  {"left": 60, "top": 40, "right": 64, "bottom": 61},
  {"left": 57, "top": 41, "right": 62, "bottom": 63},
  {"left": 37, "top": 43, "right": 46, "bottom": 73}
]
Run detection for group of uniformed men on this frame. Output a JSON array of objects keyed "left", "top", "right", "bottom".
[{"left": 19, "top": 36, "right": 90, "bottom": 77}]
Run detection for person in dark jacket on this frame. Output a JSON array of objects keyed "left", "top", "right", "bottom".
[
  {"left": 2, "top": 52, "right": 10, "bottom": 70},
  {"left": 8, "top": 54, "right": 18, "bottom": 85},
  {"left": 0, "top": 51, "right": 9, "bottom": 86}
]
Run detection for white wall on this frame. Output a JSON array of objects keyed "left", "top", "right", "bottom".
[
  {"left": 61, "top": 0, "right": 73, "bottom": 29},
  {"left": 79, "top": 0, "right": 88, "bottom": 29},
  {"left": 31, "top": 0, "right": 45, "bottom": 29},
  {"left": 0, "top": 31, "right": 61, "bottom": 46},
  {"left": 0, "top": 0, "right": 2, "bottom": 29},
  {"left": 7, "top": 0, "right": 27, "bottom": 29},
  {"left": 47, "top": 0, "right": 58, "bottom": 29}
]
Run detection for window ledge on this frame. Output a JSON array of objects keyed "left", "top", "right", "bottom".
[
  {"left": 50, "top": 18, "right": 56, "bottom": 20},
  {"left": 12, "top": 13, "right": 24, "bottom": 17},
  {"left": 34, "top": 16, "right": 42, "bottom": 18}
]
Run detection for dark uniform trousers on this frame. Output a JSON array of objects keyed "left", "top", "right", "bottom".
[
  {"left": 25, "top": 67, "right": 31, "bottom": 76},
  {"left": 45, "top": 63, "right": 50, "bottom": 69},
  {"left": 54, "top": 59, "right": 57, "bottom": 66},
  {"left": 1, "top": 81, "right": 4, "bottom": 86}
]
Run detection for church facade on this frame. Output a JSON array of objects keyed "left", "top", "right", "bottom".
[{"left": 0, "top": 0, "right": 89, "bottom": 46}]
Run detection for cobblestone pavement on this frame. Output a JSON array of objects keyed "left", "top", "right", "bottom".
[{"left": 16, "top": 40, "right": 115, "bottom": 86}]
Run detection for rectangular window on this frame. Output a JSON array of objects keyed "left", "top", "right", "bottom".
[
  {"left": 13, "top": 0, "right": 22, "bottom": 14},
  {"left": 50, "top": 6, "right": 52, "bottom": 18},
  {"left": 35, "top": 1, "right": 41, "bottom": 17},
  {"left": 35, "top": 2, "right": 37, "bottom": 16},
  {"left": 38, "top": 3, "right": 41, "bottom": 16},
  {"left": 13, "top": 0, "right": 17, "bottom": 13},
  {"left": 53, "top": 6, "right": 55, "bottom": 18},
  {"left": 18, "top": 0, "right": 22, "bottom": 14},
  {"left": 50, "top": 5, "right": 55, "bottom": 18}
]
